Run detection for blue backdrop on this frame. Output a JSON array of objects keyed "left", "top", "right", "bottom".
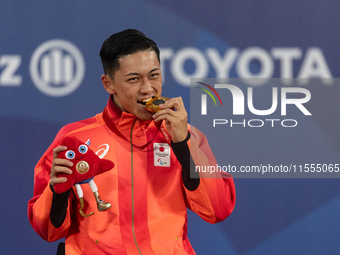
[{"left": 1, "top": 1, "right": 340, "bottom": 254}]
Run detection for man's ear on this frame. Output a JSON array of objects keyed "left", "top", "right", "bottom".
[{"left": 101, "top": 74, "right": 115, "bottom": 94}]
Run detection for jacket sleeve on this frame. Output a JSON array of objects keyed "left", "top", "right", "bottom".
[
  {"left": 182, "top": 125, "right": 236, "bottom": 224},
  {"left": 27, "top": 136, "right": 74, "bottom": 242}
]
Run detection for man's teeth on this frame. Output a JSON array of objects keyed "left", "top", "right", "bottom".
[
  {"left": 141, "top": 97, "right": 152, "bottom": 102},
  {"left": 138, "top": 97, "right": 153, "bottom": 105}
]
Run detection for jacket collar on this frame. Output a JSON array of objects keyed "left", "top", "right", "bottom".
[{"left": 104, "top": 96, "right": 160, "bottom": 149}]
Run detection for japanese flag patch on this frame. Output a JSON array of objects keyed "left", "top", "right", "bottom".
[{"left": 154, "top": 143, "right": 170, "bottom": 167}]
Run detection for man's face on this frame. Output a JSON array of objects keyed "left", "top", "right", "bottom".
[{"left": 105, "top": 50, "right": 162, "bottom": 121}]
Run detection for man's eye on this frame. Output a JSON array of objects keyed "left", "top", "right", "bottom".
[
  {"left": 128, "top": 77, "right": 138, "bottom": 82},
  {"left": 150, "top": 73, "right": 159, "bottom": 78}
]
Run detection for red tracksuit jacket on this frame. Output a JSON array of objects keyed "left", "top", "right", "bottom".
[{"left": 28, "top": 97, "right": 236, "bottom": 254}]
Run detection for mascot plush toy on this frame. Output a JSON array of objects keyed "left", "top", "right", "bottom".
[{"left": 54, "top": 136, "right": 114, "bottom": 217}]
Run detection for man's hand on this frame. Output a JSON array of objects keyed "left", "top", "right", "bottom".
[
  {"left": 50, "top": 146, "right": 73, "bottom": 188},
  {"left": 152, "top": 97, "right": 188, "bottom": 143}
]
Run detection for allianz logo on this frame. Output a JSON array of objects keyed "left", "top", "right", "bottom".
[{"left": 0, "top": 39, "right": 85, "bottom": 97}]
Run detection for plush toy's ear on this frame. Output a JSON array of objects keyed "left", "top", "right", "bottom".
[{"left": 60, "top": 135, "right": 79, "bottom": 149}]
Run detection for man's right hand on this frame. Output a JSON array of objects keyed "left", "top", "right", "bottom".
[{"left": 50, "top": 146, "right": 73, "bottom": 188}]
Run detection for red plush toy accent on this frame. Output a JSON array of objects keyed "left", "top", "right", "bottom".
[{"left": 53, "top": 136, "right": 114, "bottom": 194}]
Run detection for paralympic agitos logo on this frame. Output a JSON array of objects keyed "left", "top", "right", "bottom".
[{"left": 196, "top": 80, "right": 312, "bottom": 128}]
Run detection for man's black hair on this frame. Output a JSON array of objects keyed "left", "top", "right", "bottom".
[{"left": 99, "top": 29, "right": 160, "bottom": 77}]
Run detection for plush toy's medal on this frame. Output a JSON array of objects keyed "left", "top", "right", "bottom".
[
  {"left": 145, "top": 97, "right": 170, "bottom": 112},
  {"left": 76, "top": 161, "right": 89, "bottom": 174}
]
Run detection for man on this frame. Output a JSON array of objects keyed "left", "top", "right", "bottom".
[{"left": 28, "top": 29, "right": 236, "bottom": 255}]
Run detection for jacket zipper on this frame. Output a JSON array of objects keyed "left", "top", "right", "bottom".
[{"left": 130, "top": 118, "right": 142, "bottom": 255}]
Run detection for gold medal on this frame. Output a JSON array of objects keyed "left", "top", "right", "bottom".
[
  {"left": 145, "top": 97, "right": 170, "bottom": 112},
  {"left": 76, "top": 161, "right": 89, "bottom": 174}
]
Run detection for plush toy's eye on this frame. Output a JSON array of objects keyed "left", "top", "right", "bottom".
[
  {"left": 78, "top": 145, "right": 88, "bottom": 154},
  {"left": 65, "top": 150, "right": 75, "bottom": 159}
]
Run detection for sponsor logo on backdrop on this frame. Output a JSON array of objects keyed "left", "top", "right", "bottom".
[
  {"left": 0, "top": 46, "right": 332, "bottom": 96},
  {"left": 29, "top": 39, "right": 85, "bottom": 97},
  {"left": 160, "top": 47, "right": 333, "bottom": 87},
  {"left": 0, "top": 55, "right": 22, "bottom": 86}
]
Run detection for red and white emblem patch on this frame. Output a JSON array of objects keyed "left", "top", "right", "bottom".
[{"left": 154, "top": 143, "right": 170, "bottom": 167}]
